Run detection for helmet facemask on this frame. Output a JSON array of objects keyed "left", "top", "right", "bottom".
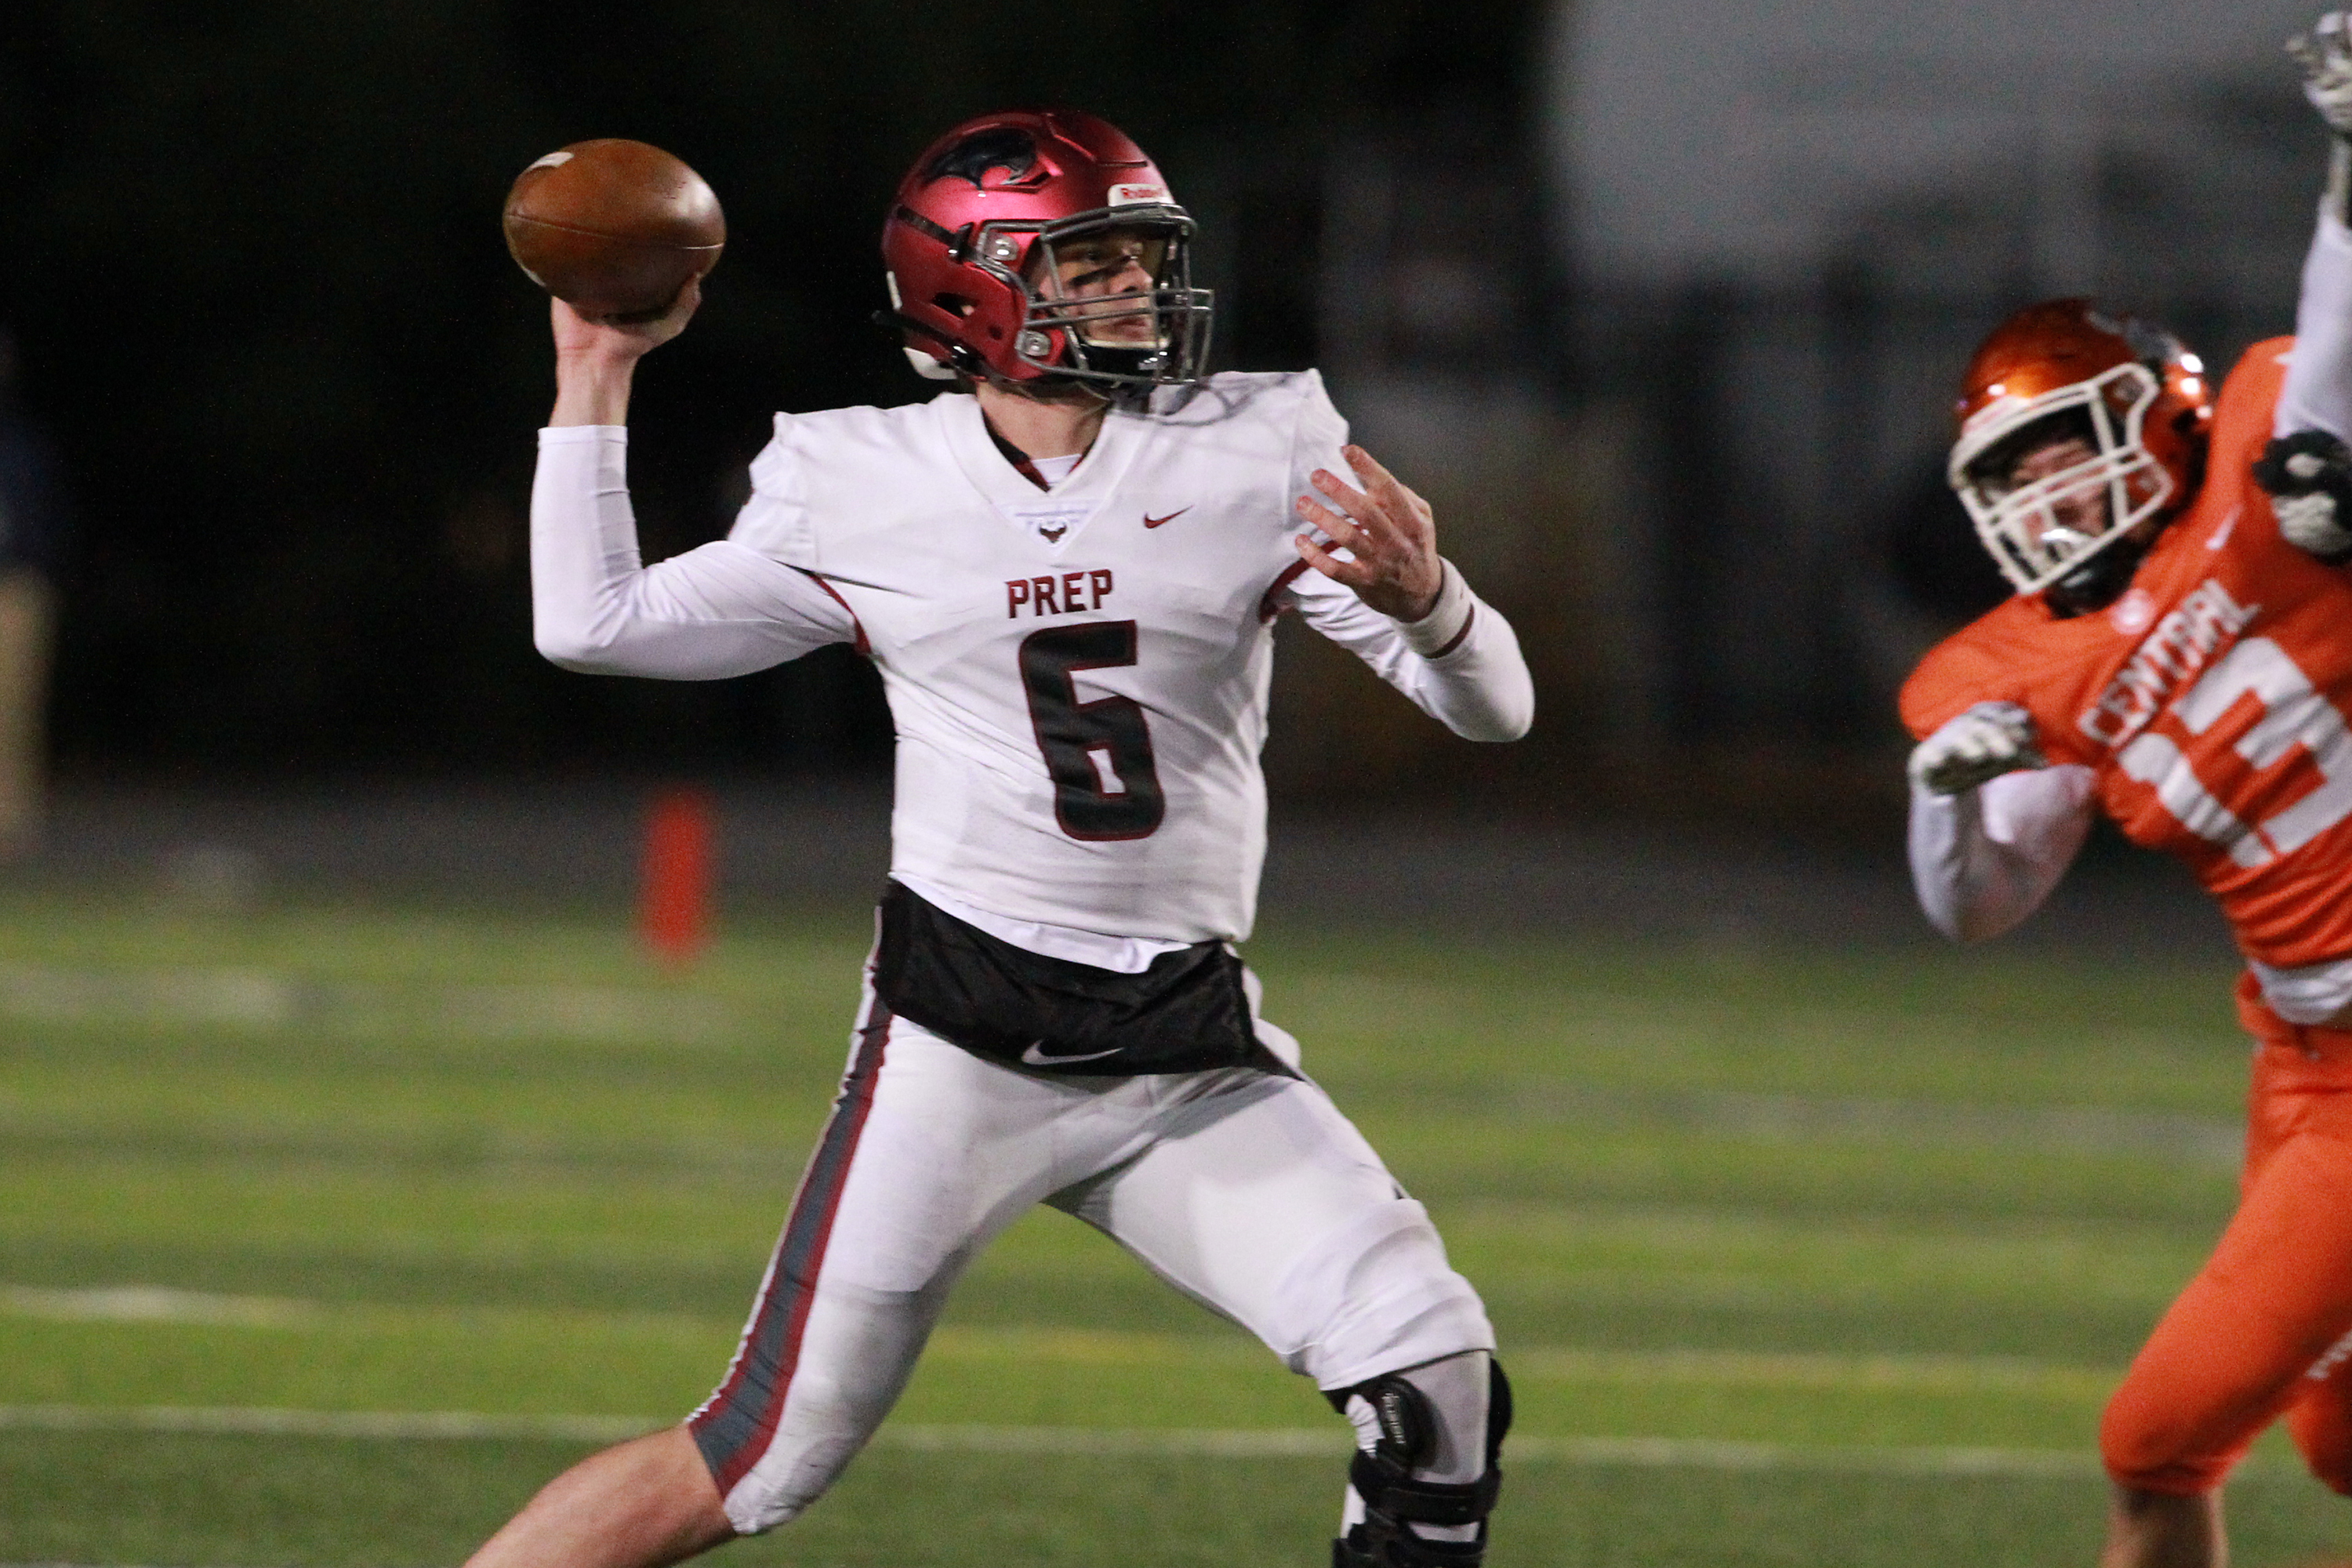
[
  {"left": 1948, "top": 361, "right": 2177, "bottom": 596},
  {"left": 991, "top": 207, "right": 1213, "bottom": 392}
]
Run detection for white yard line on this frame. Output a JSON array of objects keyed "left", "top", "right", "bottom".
[
  {"left": 0, "top": 964, "right": 735, "bottom": 1044},
  {"left": 0, "top": 1404, "right": 655, "bottom": 1443},
  {"left": 0, "top": 1288, "right": 2126, "bottom": 1399},
  {"left": 0, "top": 1286, "right": 323, "bottom": 1327},
  {"left": 0, "top": 1403, "right": 2114, "bottom": 1477}
]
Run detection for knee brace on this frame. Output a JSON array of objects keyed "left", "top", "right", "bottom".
[{"left": 1328, "top": 1359, "right": 1512, "bottom": 1568}]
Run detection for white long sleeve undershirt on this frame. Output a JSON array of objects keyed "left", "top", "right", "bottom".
[
  {"left": 1911, "top": 771, "right": 2352, "bottom": 1023},
  {"left": 531, "top": 426, "right": 855, "bottom": 678},
  {"left": 2276, "top": 205, "right": 2352, "bottom": 442},
  {"left": 1907, "top": 768, "right": 2097, "bottom": 945},
  {"left": 1283, "top": 561, "right": 1534, "bottom": 744}
]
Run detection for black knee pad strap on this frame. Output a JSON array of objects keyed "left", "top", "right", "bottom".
[
  {"left": 1332, "top": 1530, "right": 1486, "bottom": 1568},
  {"left": 1347, "top": 1451, "right": 1501, "bottom": 1528},
  {"left": 1328, "top": 1359, "right": 1513, "bottom": 1568}
]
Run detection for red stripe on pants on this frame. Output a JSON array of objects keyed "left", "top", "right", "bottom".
[{"left": 690, "top": 1000, "right": 892, "bottom": 1494}]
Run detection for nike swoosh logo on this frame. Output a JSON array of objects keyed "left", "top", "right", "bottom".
[
  {"left": 2207, "top": 504, "right": 2241, "bottom": 550},
  {"left": 1143, "top": 507, "right": 1192, "bottom": 529},
  {"left": 1020, "top": 1040, "right": 1126, "bottom": 1066}
]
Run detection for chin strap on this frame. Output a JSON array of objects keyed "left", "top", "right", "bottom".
[
  {"left": 870, "top": 309, "right": 987, "bottom": 380},
  {"left": 2043, "top": 531, "right": 2156, "bottom": 618}
]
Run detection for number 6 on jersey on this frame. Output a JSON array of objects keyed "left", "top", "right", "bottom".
[{"left": 1019, "top": 620, "right": 1166, "bottom": 840}]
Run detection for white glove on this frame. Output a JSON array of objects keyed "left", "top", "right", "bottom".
[
  {"left": 2277, "top": 488, "right": 2352, "bottom": 557},
  {"left": 2291, "top": 13, "right": 2352, "bottom": 137},
  {"left": 1908, "top": 702, "right": 2047, "bottom": 797},
  {"left": 2254, "top": 432, "right": 2352, "bottom": 561}
]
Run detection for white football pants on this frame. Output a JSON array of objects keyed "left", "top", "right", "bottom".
[{"left": 687, "top": 978, "right": 1496, "bottom": 1534}]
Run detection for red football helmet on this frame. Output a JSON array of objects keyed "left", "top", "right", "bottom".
[
  {"left": 880, "top": 109, "right": 1213, "bottom": 393},
  {"left": 1947, "top": 299, "right": 2215, "bottom": 596}
]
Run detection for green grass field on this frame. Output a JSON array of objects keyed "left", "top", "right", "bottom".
[{"left": 0, "top": 884, "right": 2345, "bottom": 1566}]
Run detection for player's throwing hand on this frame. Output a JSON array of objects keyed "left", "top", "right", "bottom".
[
  {"left": 1295, "top": 445, "right": 1446, "bottom": 622},
  {"left": 546, "top": 280, "right": 702, "bottom": 428},
  {"left": 553, "top": 278, "right": 702, "bottom": 364},
  {"left": 1907, "top": 702, "right": 2046, "bottom": 796}
]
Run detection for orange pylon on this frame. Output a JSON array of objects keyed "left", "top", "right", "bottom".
[{"left": 641, "top": 787, "right": 714, "bottom": 967}]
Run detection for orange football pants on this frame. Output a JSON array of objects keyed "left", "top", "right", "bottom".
[{"left": 2100, "top": 973, "right": 2352, "bottom": 1495}]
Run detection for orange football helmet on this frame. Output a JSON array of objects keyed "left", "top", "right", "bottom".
[{"left": 1948, "top": 300, "right": 2215, "bottom": 597}]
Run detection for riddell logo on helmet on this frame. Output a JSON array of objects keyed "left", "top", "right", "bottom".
[{"left": 1110, "top": 183, "right": 1168, "bottom": 205}]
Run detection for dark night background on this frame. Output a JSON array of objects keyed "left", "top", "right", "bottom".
[{"left": 0, "top": 1, "right": 1544, "bottom": 782}]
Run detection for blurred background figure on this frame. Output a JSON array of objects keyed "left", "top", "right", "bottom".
[
  {"left": 0, "top": 328, "right": 65, "bottom": 856},
  {"left": 1555, "top": 0, "right": 2338, "bottom": 810}
]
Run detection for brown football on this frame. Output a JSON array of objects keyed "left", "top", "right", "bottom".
[{"left": 503, "top": 140, "right": 725, "bottom": 321}]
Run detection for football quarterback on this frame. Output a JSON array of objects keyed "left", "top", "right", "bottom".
[
  {"left": 465, "top": 108, "right": 1533, "bottom": 1568},
  {"left": 1902, "top": 16, "right": 2352, "bottom": 1566}
]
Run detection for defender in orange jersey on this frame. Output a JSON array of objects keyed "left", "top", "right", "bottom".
[{"left": 1902, "top": 14, "right": 2352, "bottom": 1566}]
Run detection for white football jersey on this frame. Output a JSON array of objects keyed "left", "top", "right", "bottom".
[{"left": 532, "top": 370, "right": 1531, "bottom": 948}]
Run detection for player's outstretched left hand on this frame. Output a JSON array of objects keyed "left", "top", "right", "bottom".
[
  {"left": 2291, "top": 12, "right": 2352, "bottom": 136},
  {"left": 1294, "top": 446, "right": 1444, "bottom": 622},
  {"left": 1909, "top": 702, "right": 2047, "bottom": 796}
]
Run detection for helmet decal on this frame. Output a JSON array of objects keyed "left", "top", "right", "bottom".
[{"left": 924, "top": 126, "right": 1041, "bottom": 190}]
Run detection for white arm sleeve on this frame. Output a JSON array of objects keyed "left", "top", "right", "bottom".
[
  {"left": 1286, "top": 564, "right": 1534, "bottom": 741},
  {"left": 531, "top": 426, "right": 855, "bottom": 679},
  {"left": 2276, "top": 208, "right": 2352, "bottom": 441},
  {"left": 1907, "top": 765, "right": 2097, "bottom": 942}
]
